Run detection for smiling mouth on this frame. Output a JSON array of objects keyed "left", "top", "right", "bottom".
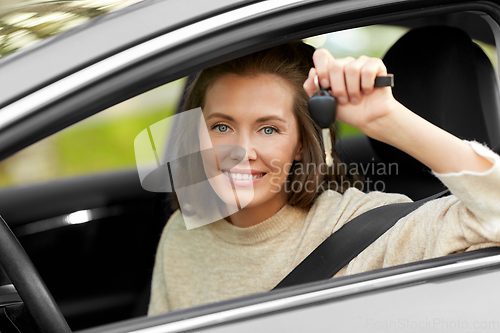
[{"left": 221, "top": 171, "right": 266, "bottom": 180}]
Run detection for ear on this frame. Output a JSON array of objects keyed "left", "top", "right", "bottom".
[{"left": 294, "top": 141, "right": 303, "bottom": 162}]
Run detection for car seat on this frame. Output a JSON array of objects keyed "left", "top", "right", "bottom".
[{"left": 336, "top": 25, "right": 500, "bottom": 200}]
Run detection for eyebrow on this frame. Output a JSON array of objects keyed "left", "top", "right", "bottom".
[{"left": 205, "top": 112, "right": 287, "bottom": 123}]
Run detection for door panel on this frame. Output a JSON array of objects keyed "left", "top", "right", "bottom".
[{"left": 0, "top": 170, "right": 174, "bottom": 330}]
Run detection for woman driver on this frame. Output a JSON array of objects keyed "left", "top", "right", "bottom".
[{"left": 148, "top": 42, "right": 500, "bottom": 315}]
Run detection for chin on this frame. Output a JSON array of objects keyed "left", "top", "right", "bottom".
[{"left": 238, "top": 190, "right": 283, "bottom": 210}]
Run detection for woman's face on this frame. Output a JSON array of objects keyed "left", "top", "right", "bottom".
[{"left": 200, "top": 73, "right": 303, "bottom": 211}]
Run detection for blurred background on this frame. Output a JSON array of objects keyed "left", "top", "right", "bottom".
[{"left": 0, "top": 1, "right": 497, "bottom": 188}]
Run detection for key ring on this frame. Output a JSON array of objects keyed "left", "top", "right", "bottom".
[
  {"left": 314, "top": 75, "right": 321, "bottom": 93},
  {"left": 313, "top": 75, "right": 329, "bottom": 97}
]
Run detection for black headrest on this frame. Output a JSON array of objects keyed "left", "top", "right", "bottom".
[{"left": 370, "top": 26, "right": 497, "bottom": 173}]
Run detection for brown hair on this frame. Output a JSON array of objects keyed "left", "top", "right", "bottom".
[{"left": 169, "top": 42, "right": 361, "bottom": 214}]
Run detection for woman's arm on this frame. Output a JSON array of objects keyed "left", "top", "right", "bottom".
[
  {"left": 341, "top": 140, "right": 500, "bottom": 273},
  {"left": 303, "top": 49, "right": 493, "bottom": 174},
  {"left": 303, "top": 49, "right": 500, "bottom": 266}
]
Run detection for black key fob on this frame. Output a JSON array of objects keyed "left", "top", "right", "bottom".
[{"left": 308, "top": 90, "right": 337, "bottom": 128}]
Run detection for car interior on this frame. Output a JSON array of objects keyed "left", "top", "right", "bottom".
[
  {"left": 337, "top": 24, "right": 500, "bottom": 200},
  {"left": 0, "top": 8, "right": 500, "bottom": 332}
]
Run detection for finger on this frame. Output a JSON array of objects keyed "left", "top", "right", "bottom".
[
  {"left": 303, "top": 67, "right": 318, "bottom": 98},
  {"left": 328, "top": 57, "right": 355, "bottom": 105},
  {"left": 345, "top": 56, "right": 370, "bottom": 104},
  {"left": 361, "top": 58, "right": 388, "bottom": 95},
  {"left": 312, "top": 48, "right": 335, "bottom": 89}
]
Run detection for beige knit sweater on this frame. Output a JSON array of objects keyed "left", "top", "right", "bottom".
[{"left": 148, "top": 141, "right": 500, "bottom": 316}]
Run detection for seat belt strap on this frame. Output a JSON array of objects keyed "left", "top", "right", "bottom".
[{"left": 273, "top": 190, "right": 450, "bottom": 290}]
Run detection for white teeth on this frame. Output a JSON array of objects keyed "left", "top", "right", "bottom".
[{"left": 223, "top": 171, "right": 265, "bottom": 180}]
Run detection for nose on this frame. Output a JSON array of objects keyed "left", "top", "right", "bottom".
[{"left": 230, "top": 134, "right": 257, "bottom": 162}]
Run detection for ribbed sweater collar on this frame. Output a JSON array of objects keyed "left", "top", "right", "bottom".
[{"left": 208, "top": 204, "right": 306, "bottom": 245}]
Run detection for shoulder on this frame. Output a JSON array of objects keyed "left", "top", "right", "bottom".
[
  {"left": 164, "top": 209, "right": 187, "bottom": 231},
  {"left": 155, "top": 209, "right": 187, "bottom": 249},
  {"left": 314, "top": 187, "right": 412, "bottom": 212},
  {"left": 308, "top": 188, "right": 413, "bottom": 232}
]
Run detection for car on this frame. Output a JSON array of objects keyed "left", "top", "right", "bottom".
[{"left": 1, "top": 0, "right": 500, "bottom": 332}]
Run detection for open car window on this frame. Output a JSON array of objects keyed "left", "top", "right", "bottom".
[
  {"left": 0, "top": 2, "right": 500, "bottom": 332},
  {"left": 1, "top": 23, "right": 497, "bottom": 190}
]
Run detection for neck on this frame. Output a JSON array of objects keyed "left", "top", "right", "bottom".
[{"left": 226, "top": 191, "right": 288, "bottom": 228}]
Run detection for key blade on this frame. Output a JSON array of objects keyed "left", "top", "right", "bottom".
[{"left": 322, "top": 128, "right": 333, "bottom": 167}]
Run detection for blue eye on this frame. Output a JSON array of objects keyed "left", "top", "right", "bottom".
[
  {"left": 215, "top": 124, "right": 229, "bottom": 132},
  {"left": 262, "top": 126, "right": 278, "bottom": 135}
]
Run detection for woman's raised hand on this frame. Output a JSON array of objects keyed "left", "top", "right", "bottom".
[
  {"left": 303, "top": 49, "right": 493, "bottom": 174},
  {"left": 303, "top": 49, "right": 399, "bottom": 139}
]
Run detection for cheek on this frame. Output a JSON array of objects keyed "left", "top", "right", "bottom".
[
  {"left": 259, "top": 138, "right": 296, "bottom": 176},
  {"left": 261, "top": 131, "right": 300, "bottom": 160},
  {"left": 207, "top": 133, "right": 227, "bottom": 146}
]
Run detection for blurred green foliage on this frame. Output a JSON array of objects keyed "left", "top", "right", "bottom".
[
  {"left": 0, "top": 105, "right": 175, "bottom": 187},
  {"left": 337, "top": 123, "right": 363, "bottom": 139},
  {"left": 54, "top": 107, "right": 174, "bottom": 176}
]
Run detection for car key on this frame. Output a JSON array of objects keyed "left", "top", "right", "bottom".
[
  {"left": 308, "top": 74, "right": 394, "bottom": 167},
  {"left": 308, "top": 76, "right": 337, "bottom": 167}
]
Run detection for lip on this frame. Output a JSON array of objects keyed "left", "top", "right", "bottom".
[{"left": 221, "top": 170, "right": 266, "bottom": 187}]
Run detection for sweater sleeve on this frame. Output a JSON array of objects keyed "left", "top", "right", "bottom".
[
  {"left": 147, "top": 211, "right": 180, "bottom": 316},
  {"left": 431, "top": 140, "right": 500, "bottom": 236},
  {"left": 343, "top": 140, "right": 500, "bottom": 275}
]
